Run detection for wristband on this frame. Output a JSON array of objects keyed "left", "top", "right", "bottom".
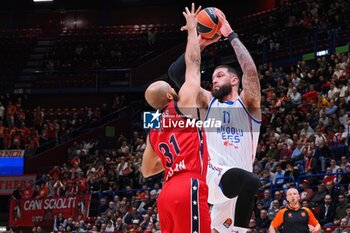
[{"left": 228, "top": 32, "right": 238, "bottom": 42}]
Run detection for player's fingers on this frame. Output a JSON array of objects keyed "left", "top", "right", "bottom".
[
  {"left": 180, "top": 26, "right": 187, "bottom": 31},
  {"left": 215, "top": 8, "right": 226, "bottom": 19},
  {"left": 191, "top": 3, "right": 195, "bottom": 13},
  {"left": 185, "top": 7, "right": 190, "bottom": 14},
  {"left": 195, "top": 5, "right": 202, "bottom": 15}
]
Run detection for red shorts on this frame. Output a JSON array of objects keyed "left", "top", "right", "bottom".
[{"left": 157, "top": 173, "right": 211, "bottom": 233}]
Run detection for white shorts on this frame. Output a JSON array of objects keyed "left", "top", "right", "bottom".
[
  {"left": 210, "top": 199, "right": 238, "bottom": 232},
  {"left": 207, "top": 161, "right": 238, "bottom": 232}
]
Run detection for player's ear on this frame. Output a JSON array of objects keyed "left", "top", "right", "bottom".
[
  {"left": 166, "top": 92, "right": 173, "bottom": 100},
  {"left": 231, "top": 75, "right": 238, "bottom": 85}
]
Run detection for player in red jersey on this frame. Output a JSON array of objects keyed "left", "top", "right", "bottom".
[{"left": 141, "top": 4, "right": 211, "bottom": 233}]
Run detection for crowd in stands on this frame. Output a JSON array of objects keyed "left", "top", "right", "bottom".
[
  {"left": 202, "top": 0, "right": 350, "bottom": 64},
  {"left": 43, "top": 23, "right": 180, "bottom": 71},
  {"left": 12, "top": 130, "right": 159, "bottom": 232},
  {"left": 256, "top": 0, "right": 350, "bottom": 58},
  {"left": 10, "top": 50, "right": 350, "bottom": 232},
  {"left": 0, "top": 94, "right": 125, "bottom": 154},
  {"left": 6, "top": 0, "right": 350, "bottom": 232},
  {"left": 248, "top": 50, "right": 350, "bottom": 232}
]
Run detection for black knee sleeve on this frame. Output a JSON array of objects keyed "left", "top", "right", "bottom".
[
  {"left": 220, "top": 168, "right": 260, "bottom": 198},
  {"left": 219, "top": 168, "right": 260, "bottom": 228}
]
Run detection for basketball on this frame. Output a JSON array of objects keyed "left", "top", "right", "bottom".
[{"left": 196, "top": 7, "right": 222, "bottom": 39}]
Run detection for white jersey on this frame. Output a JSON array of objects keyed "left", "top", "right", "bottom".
[{"left": 205, "top": 97, "right": 261, "bottom": 172}]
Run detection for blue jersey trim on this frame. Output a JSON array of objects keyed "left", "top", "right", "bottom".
[
  {"left": 219, "top": 100, "right": 234, "bottom": 105},
  {"left": 237, "top": 98, "right": 262, "bottom": 124},
  {"left": 204, "top": 97, "right": 216, "bottom": 121}
]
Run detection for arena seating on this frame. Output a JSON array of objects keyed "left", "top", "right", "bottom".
[
  {"left": 0, "top": 28, "right": 41, "bottom": 71},
  {"left": 4, "top": 0, "right": 350, "bottom": 232},
  {"left": 52, "top": 23, "right": 182, "bottom": 69}
]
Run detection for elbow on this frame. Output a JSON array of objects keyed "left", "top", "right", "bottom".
[
  {"left": 245, "top": 69, "right": 258, "bottom": 77},
  {"left": 141, "top": 166, "right": 151, "bottom": 178},
  {"left": 185, "top": 53, "right": 201, "bottom": 66}
]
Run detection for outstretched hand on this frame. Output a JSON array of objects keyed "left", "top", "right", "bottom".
[
  {"left": 199, "top": 34, "right": 221, "bottom": 49},
  {"left": 180, "top": 3, "right": 201, "bottom": 31},
  {"left": 215, "top": 8, "right": 233, "bottom": 37}
]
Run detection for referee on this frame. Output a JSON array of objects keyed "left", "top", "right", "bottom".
[{"left": 269, "top": 188, "right": 321, "bottom": 233}]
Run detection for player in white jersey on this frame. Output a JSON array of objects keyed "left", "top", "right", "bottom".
[{"left": 168, "top": 9, "right": 261, "bottom": 233}]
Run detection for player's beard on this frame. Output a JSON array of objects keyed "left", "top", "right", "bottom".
[{"left": 211, "top": 83, "right": 232, "bottom": 100}]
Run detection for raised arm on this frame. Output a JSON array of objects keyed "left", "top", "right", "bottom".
[
  {"left": 168, "top": 36, "right": 221, "bottom": 89},
  {"left": 218, "top": 11, "right": 261, "bottom": 120},
  {"left": 177, "top": 3, "right": 202, "bottom": 112}
]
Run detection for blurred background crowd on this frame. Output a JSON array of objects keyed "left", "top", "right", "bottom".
[{"left": 1, "top": 0, "right": 350, "bottom": 232}]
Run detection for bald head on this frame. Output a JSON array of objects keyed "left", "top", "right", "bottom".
[
  {"left": 286, "top": 188, "right": 298, "bottom": 196},
  {"left": 145, "top": 81, "right": 177, "bottom": 109},
  {"left": 286, "top": 188, "right": 300, "bottom": 205}
]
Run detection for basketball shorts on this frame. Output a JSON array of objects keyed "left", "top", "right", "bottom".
[
  {"left": 207, "top": 161, "right": 238, "bottom": 232},
  {"left": 157, "top": 173, "right": 211, "bottom": 233}
]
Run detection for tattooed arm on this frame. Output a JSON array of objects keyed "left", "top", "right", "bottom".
[
  {"left": 217, "top": 11, "right": 261, "bottom": 120},
  {"left": 231, "top": 38, "right": 261, "bottom": 113}
]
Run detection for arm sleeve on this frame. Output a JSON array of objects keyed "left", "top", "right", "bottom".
[
  {"left": 271, "top": 208, "right": 285, "bottom": 228},
  {"left": 305, "top": 208, "right": 319, "bottom": 226},
  {"left": 168, "top": 53, "right": 186, "bottom": 88}
]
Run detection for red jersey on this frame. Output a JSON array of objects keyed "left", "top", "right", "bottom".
[
  {"left": 149, "top": 101, "right": 211, "bottom": 233},
  {"left": 149, "top": 101, "right": 208, "bottom": 182}
]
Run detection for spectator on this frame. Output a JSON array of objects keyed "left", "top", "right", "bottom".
[
  {"left": 326, "top": 100, "right": 338, "bottom": 116},
  {"left": 98, "top": 197, "right": 109, "bottom": 214},
  {"left": 261, "top": 189, "right": 272, "bottom": 210},
  {"left": 115, "top": 217, "right": 129, "bottom": 232},
  {"left": 273, "top": 164, "right": 285, "bottom": 187},
  {"left": 318, "top": 194, "right": 336, "bottom": 226},
  {"left": 12, "top": 184, "right": 22, "bottom": 200},
  {"left": 104, "top": 220, "right": 114, "bottom": 232},
  {"left": 311, "top": 183, "right": 327, "bottom": 208},
  {"left": 334, "top": 194, "right": 348, "bottom": 225},
  {"left": 140, "top": 214, "right": 150, "bottom": 230},
  {"left": 119, "top": 141, "right": 130, "bottom": 154},
  {"left": 328, "top": 83, "right": 340, "bottom": 99},
  {"left": 300, "top": 122, "right": 314, "bottom": 139},
  {"left": 323, "top": 167, "right": 336, "bottom": 184},
  {"left": 287, "top": 86, "right": 302, "bottom": 105},
  {"left": 326, "top": 181, "right": 341, "bottom": 205},
  {"left": 268, "top": 200, "right": 280, "bottom": 221},
  {"left": 256, "top": 209, "right": 271, "bottom": 230},
  {"left": 343, "top": 205, "right": 350, "bottom": 225},
  {"left": 21, "top": 183, "right": 34, "bottom": 199},
  {"left": 102, "top": 201, "right": 117, "bottom": 216},
  {"left": 332, "top": 217, "right": 350, "bottom": 233},
  {"left": 340, "top": 156, "right": 350, "bottom": 171},
  {"left": 300, "top": 180, "right": 314, "bottom": 202},
  {"left": 124, "top": 207, "right": 142, "bottom": 225},
  {"left": 330, "top": 159, "right": 341, "bottom": 173},
  {"left": 63, "top": 217, "right": 74, "bottom": 231},
  {"left": 279, "top": 143, "right": 292, "bottom": 161}
]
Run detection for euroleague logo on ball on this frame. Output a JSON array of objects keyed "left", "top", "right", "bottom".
[{"left": 196, "top": 7, "right": 223, "bottom": 39}]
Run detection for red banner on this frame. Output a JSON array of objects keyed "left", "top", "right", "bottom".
[
  {"left": 0, "top": 175, "right": 36, "bottom": 195},
  {"left": 0, "top": 150, "right": 25, "bottom": 157},
  {"left": 9, "top": 195, "right": 91, "bottom": 227}
]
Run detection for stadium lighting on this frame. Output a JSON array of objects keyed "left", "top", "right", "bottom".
[{"left": 33, "top": 0, "right": 53, "bottom": 2}]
